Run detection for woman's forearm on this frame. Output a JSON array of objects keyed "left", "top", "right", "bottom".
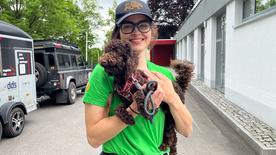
[
  {"left": 87, "top": 115, "right": 127, "bottom": 148},
  {"left": 86, "top": 107, "right": 136, "bottom": 148},
  {"left": 168, "top": 95, "right": 193, "bottom": 137}
]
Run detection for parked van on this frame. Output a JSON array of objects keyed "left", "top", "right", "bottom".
[
  {"left": 34, "top": 40, "right": 91, "bottom": 104},
  {"left": 0, "top": 21, "right": 37, "bottom": 140}
]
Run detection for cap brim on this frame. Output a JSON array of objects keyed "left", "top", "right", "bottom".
[{"left": 116, "top": 12, "right": 153, "bottom": 25}]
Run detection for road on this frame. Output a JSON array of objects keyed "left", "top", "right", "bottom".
[{"left": 0, "top": 90, "right": 256, "bottom": 155}]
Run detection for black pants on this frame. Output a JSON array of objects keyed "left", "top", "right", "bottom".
[
  {"left": 100, "top": 151, "right": 168, "bottom": 155},
  {"left": 100, "top": 152, "right": 117, "bottom": 155}
]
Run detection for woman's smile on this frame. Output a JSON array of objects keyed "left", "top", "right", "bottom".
[{"left": 130, "top": 38, "right": 144, "bottom": 43}]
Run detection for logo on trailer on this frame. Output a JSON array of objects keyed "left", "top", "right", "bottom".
[{"left": 6, "top": 81, "right": 17, "bottom": 89}]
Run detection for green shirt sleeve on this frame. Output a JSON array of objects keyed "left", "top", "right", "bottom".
[{"left": 83, "top": 64, "right": 114, "bottom": 107}]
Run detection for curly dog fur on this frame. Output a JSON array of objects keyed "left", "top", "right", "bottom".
[{"left": 99, "top": 39, "right": 194, "bottom": 155}]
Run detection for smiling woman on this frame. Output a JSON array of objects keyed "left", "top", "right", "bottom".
[{"left": 83, "top": 0, "right": 193, "bottom": 155}]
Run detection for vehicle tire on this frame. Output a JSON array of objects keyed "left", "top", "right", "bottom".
[
  {"left": 67, "top": 82, "right": 77, "bottom": 104},
  {"left": 3, "top": 108, "right": 25, "bottom": 138},
  {"left": 0, "top": 121, "right": 3, "bottom": 140},
  {"left": 35, "top": 62, "right": 47, "bottom": 87}
]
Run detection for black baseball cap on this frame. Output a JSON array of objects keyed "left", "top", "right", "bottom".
[{"left": 115, "top": 0, "right": 153, "bottom": 25}]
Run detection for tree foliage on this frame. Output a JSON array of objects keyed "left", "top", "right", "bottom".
[
  {"left": 104, "top": 0, "right": 117, "bottom": 44},
  {"left": 148, "top": 0, "right": 194, "bottom": 38},
  {"left": 256, "top": 0, "right": 276, "bottom": 13},
  {"left": 0, "top": 0, "right": 104, "bottom": 61}
]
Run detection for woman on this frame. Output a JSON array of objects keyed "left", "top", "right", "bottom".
[{"left": 83, "top": 0, "right": 193, "bottom": 154}]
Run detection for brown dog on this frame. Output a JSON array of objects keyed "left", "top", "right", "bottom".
[{"left": 99, "top": 39, "right": 194, "bottom": 155}]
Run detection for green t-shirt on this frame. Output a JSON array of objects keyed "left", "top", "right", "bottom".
[{"left": 83, "top": 60, "right": 175, "bottom": 155}]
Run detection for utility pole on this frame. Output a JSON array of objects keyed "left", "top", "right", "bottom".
[{"left": 85, "top": 31, "right": 88, "bottom": 62}]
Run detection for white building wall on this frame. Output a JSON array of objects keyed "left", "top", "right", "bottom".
[
  {"left": 184, "top": 37, "right": 188, "bottom": 60},
  {"left": 187, "top": 33, "right": 195, "bottom": 63},
  {"left": 176, "top": 42, "right": 180, "bottom": 59},
  {"left": 178, "top": 40, "right": 182, "bottom": 60},
  {"left": 225, "top": 0, "right": 276, "bottom": 129},
  {"left": 186, "top": 35, "right": 191, "bottom": 62},
  {"left": 180, "top": 39, "right": 183, "bottom": 60},
  {"left": 193, "top": 28, "right": 201, "bottom": 79},
  {"left": 204, "top": 17, "right": 217, "bottom": 88},
  {"left": 185, "top": 37, "right": 188, "bottom": 60},
  {"left": 181, "top": 38, "right": 185, "bottom": 60}
]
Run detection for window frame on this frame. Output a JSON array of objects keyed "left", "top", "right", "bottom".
[
  {"left": 70, "top": 54, "right": 77, "bottom": 67},
  {"left": 57, "top": 53, "right": 71, "bottom": 69},
  {"left": 243, "top": 0, "right": 276, "bottom": 20},
  {"left": 76, "top": 55, "right": 85, "bottom": 67},
  {"left": 17, "top": 51, "right": 32, "bottom": 76},
  {"left": 0, "top": 43, "right": 2, "bottom": 76}
]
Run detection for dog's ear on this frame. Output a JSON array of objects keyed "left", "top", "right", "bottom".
[{"left": 170, "top": 60, "right": 194, "bottom": 93}]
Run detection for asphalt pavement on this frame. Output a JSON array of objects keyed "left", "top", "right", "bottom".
[{"left": 0, "top": 90, "right": 256, "bottom": 155}]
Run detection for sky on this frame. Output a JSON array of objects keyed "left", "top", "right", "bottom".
[{"left": 94, "top": 0, "right": 147, "bottom": 48}]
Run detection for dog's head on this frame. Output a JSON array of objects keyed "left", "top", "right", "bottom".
[{"left": 99, "top": 39, "right": 139, "bottom": 88}]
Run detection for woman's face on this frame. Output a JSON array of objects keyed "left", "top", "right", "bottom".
[{"left": 119, "top": 14, "right": 152, "bottom": 53}]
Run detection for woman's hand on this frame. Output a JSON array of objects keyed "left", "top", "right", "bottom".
[
  {"left": 131, "top": 82, "right": 164, "bottom": 111},
  {"left": 143, "top": 70, "right": 179, "bottom": 105},
  {"left": 143, "top": 70, "right": 193, "bottom": 137},
  {"left": 150, "top": 83, "right": 165, "bottom": 108}
]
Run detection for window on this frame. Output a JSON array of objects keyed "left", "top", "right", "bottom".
[
  {"left": 76, "top": 55, "right": 85, "bottom": 67},
  {"left": 17, "top": 52, "right": 32, "bottom": 76},
  {"left": 70, "top": 55, "right": 77, "bottom": 67},
  {"left": 256, "top": 0, "right": 276, "bottom": 12},
  {"left": 57, "top": 54, "right": 71, "bottom": 68},
  {"left": 47, "top": 54, "right": 55, "bottom": 69},
  {"left": 34, "top": 52, "right": 45, "bottom": 66},
  {"left": 0, "top": 43, "right": 2, "bottom": 76},
  {"left": 243, "top": 0, "right": 276, "bottom": 18},
  {"left": 0, "top": 44, "right": 16, "bottom": 77}
]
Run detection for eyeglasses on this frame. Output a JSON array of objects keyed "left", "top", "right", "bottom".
[{"left": 119, "top": 20, "right": 152, "bottom": 34}]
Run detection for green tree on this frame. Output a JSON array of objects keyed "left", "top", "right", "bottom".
[
  {"left": 148, "top": 0, "right": 194, "bottom": 38},
  {"left": 0, "top": 0, "right": 105, "bottom": 59},
  {"left": 87, "top": 47, "right": 103, "bottom": 65},
  {"left": 104, "top": 0, "right": 117, "bottom": 45}
]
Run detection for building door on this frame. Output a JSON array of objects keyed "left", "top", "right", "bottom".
[
  {"left": 215, "top": 13, "right": 226, "bottom": 93},
  {"left": 15, "top": 50, "right": 35, "bottom": 107},
  {"left": 200, "top": 27, "right": 205, "bottom": 81}
]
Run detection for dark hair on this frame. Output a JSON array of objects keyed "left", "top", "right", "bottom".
[{"left": 111, "top": 26, "right": 120, "bottom": 40}]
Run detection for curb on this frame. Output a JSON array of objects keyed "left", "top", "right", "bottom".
[{"left": 190, "top": 80, "right": 276, "bottom": 155}]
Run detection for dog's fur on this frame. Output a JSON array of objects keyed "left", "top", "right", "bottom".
[{"left": 100, "top": 39, "right": 194, "bottom": 155}]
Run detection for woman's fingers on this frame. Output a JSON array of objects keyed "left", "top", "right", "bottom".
[
  {"left": 151, "top": 85, "right": 164, "bottom": 108},
  {"left": 151, "top": 71, "right": 169, "bottom": 81},
  {"left": 143, "top": 70, "right": 159, "bottom": 81}
]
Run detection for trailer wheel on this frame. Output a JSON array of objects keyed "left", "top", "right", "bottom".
[
  {"left": 35, "top": 62, "right": 47, "bottom": 87},
  {"left": 67, "top": 82, "right": 77, "bottom": 104},
  {"left": 0, "top": 121, "right": 2, "bottom": 140},
  {"left": 3, "top": 108, "right": 25, "bottom": 138}
]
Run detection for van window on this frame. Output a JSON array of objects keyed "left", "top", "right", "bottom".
[
  {"left": 70, "top": 55, "right": 77, "bottom": 67},
  {"left": 34, "top": 51, "right": 45, "bottom": 66},
  {"left": 47, "top": 54, "right": 55, "bottom": 69},
  {"left": 0, "top": 43, "right": 2, "bottom": 76},
  {"left": 57, "top": 54, "right": 71, "bottom": 68},
  {"left": 76, "top": 55, "right": 85, "bottom": 67},
  {"left": 17, "top": 51, "right": 32, "bottom": 75},
  {"left": 0, "top": 45, "right": 16, "bottom": 77}
]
